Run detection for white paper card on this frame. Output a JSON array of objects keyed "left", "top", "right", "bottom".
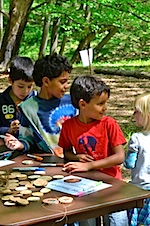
[
  {"left": 0, "top": 160, "right": 15, "bottom": 167},
  {"left": 46, "top": 175, "right": 112, "bottom": 196},
  {"left": 79, "top": 48, "right": 93, "bottom": 66}
]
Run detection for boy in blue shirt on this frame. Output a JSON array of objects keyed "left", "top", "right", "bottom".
[{"left": 4, "top": 54, "right": 77, "bottom": 158}]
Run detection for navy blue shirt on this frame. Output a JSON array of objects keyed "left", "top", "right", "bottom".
[{"left": 0, "top": 86, "right": 37, "bottom": 135}]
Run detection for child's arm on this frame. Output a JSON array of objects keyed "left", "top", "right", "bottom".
[
  {"left": 63, "top": 144, "right": 125, "bottom": 173},
  {"left": 124, "top": 134, "right": 138, "bottom": 169},
  {"left": 64, "top": 148, "right": 94, "bottom": 162},
  {"left": 4, "top": 133, "right": 24, "bottom": 151},
  {"left": 8, "top": 120, "right": 20, "bottom": 134}
]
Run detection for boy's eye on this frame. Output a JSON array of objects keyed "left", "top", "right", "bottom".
[
  {"left": 60, "top": 80, "right": 67, "bottom": 84},
  {"left": 18, "top": 86, "right": 23, "bottom": 88}
]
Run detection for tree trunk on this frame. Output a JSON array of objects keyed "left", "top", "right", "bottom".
[
  {"left": 94, "top": 68, "right": 150, "bottom": 79},
  {"left": 0, "top": 0, "right": 3, "bottom": 47},
  {"left": 50, "top": 17, "right": 60, "bottom": 55},
  {"left": 0, "top": 0, "right": 34, "bottom": 72},
  {"left": 39, "top": 16, "right": 51, "bottom": 59},
  {"left": 94, "top": 26, "right": 118, "bottom": 57},
  {"left": 71, "top": 32, "right": 95, "bottom": 64},
  {"left": 59, "top": 20, "right": 71, "bottom": 55}
]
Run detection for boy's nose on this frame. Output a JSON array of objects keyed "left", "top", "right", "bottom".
[
  {"left": 64, "top": 82, "right": 69, "bottom": 89},
  {"left": 22, "top": 87, "right": 29, "bottom": 94}
]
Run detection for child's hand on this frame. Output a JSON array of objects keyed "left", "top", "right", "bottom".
[
  {"left": 8, "top": 120, "right": 20, "bottom": 134},
  {"left": 76, "top": 154, "right": 94, "bottom": 162},
  {"left": 4, "top": 133, "right": 24, "bottom": 151},
  {"left": 62, "top": 162, "right": 91, "bottom": 173},
  {"left": 0, "top": 138, "right": 4, "bottom": 146}
]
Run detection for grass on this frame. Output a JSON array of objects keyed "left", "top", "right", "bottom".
[{"left": 73, "top": 59, "right": 150, "bottom": 72}]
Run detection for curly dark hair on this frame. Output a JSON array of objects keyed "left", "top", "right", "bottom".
[
  {"left": 33, "top": 53, "right": 73, "bottom": 87},
  {"left": 70, "top": 75, "right": 110, "bottom": 109}
]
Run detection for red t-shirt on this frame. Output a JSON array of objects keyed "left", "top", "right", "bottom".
[{"left": 59, "top": 116, "right": 126, "bottom": 180}]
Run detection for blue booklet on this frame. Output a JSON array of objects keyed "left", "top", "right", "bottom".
[{"left": 46, "top": 175, "right": 112, "bottom": 196}]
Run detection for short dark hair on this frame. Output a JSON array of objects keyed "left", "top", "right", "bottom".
[
  {"left": 9, "top": 56, "right": 34, "bottom": 82},
  {"left": 70, "top": 75, "right": 110, "bottom": 109},
  {"left": 33, "top": 53, "right": 73, "bottom": 87}
]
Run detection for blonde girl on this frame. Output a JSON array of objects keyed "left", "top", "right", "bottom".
[{"left": 124, "top": 93, "right": 150, "bottom": 226}]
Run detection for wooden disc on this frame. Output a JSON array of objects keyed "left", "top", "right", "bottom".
[
  {"left": 39, "top": 176, "right": 52, "bottom": 181},
  {"left": 32, "top": 192, "right": 43, "bottom": 197},
  {"left": 28, "top": 175, "right": 41, "bottom": 180},
  {"left": 1, "top": 195, "right": 13, "bottom": 201},
  {"left": 17, "top": 174, "right": 28, "bottom": 180},
  {"left": 4, "top": 201, "right": 16, "bottom": 206},
  {"left": 42, "top": 198, "right": 59, "bottom": 205},
  {"left": 15, "top": 186, "right": 27, "bottom": 191},
  {"left": 20, "top": 189, "right": 32, "bottom": 195},
  {"left": 58, "top": 196, "right": 73, "bottom": 204},
  {"left": 53, "top": 175, "right": 64, "bottom": 179},
  {"left": 16, "top": 198, "right": 29, "bottom": 206},
  {"left": 33, "top": 179, "right": 48, "bottom": 187},
  {"left": 27, "top": 196, "right": 40, "bottom": 202},
  {"left": 40, "top": 188, "right": 51, "bottom": 194}
]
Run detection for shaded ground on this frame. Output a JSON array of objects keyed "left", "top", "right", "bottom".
[{"left": 1, "top": 68, "right": 150, "bottom": 182}]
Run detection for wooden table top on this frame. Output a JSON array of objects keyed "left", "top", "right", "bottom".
[{"left": 0, "top": 154, "right": 149, "bottom": 226}]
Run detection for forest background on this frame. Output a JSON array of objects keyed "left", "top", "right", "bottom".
[{"left": 0, "top": 0, "right": 150, "bottom": 180}]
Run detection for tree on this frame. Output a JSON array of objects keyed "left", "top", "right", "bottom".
[
  {"left": 39, "top": 15, "right": 51, "bottom": 59},
  {"left": 0, "top": 0, "right": 34, "bottom": 71},
  {"left": 0, "top": 0, "right": 150, "bottom": 72}
]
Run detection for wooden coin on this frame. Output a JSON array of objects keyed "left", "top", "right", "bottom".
[
  {"left": 39, "top": 176, "right": 52, "bottom": 181},
  {"left": 1, "top": 195, "right": 13, "bottom": 201},
  {"left": 42, "top": 198, "right": 59, "bottom": 205},
  {"left": 9, "top": 179, "right": 19, "bottom": 183},
  {"left": 7, "top": 183, "right": 18, "bottom": 190},
  {"left": 19, "top": 181, "right": 29, "bottom": 186},
  {"left": 34, "top": 171, "right": 46, "bottom": 175},
  {"left": 20, "top": 189, "right": 32, "bottom": 195},
  {"left": 32, "top": 191, "right": 43, "bottom": 197},
  {"left": 10, "top": 196, "right": 20, "bottom": 203},
  {"left": 4, "top": 201, "right": 16, "bottom": 206},
  {"left": 28, "top": 175, "right": 41, "bottom": 180},
  {"left": 15, "top": 186, "right": 27, "bottom": 191},
  {"left": 9, "top": 174, "right": 16, "bottom": 179},
  {"left": 22, "top": 160, "right": 34, "bottom": 165},
  {"left": 1, "top": 189, "right": 12, "bottom": 194},
  {"left": 25, "top": 182, "right": 35, "bottom": 189},
  {"left": 17, "top": 174, "right": 28, "bottom": 180},
  {"left": 27, "top": 196, "right": 40, "bottom": 202},
  {"left": 53, "top": 175, "right": 64, "bottom": 179},
  {"left": 58, "top": 196, "right": 73, "bottom": 204},
  {"left": 10, "top": 172, "right": 22, "bottom": 177},
  {"left": 40, "top": 188, "right": 51, "bottom": 194},
  {"left": 0, "top": 171, "right": 6, "bottom": 175},
  {"left": 64, "top": 178, "right": 81, "bottom": 183},
  {"left": 13, "top": 193, "right": 23, "bottom": 197},
  {"left": 16, "top": 198, "right": 29, "bottom": 206},
  {"left": 33, "top": 179, "right": 48, "bottom": 187}
]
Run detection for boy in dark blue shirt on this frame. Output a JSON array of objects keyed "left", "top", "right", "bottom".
[{"left": 0, "top": 56, "right": 37, "bottom": 145}]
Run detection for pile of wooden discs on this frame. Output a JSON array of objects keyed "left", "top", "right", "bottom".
[{"left": 0, "top": 170, "right": 54, "bottom": 206}]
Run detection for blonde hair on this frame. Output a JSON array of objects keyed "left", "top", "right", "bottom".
[{"left": 134, "top": 93, "right": 150, "bottom": 131}]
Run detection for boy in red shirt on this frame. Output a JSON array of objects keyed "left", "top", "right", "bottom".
[{"left": 59, "top": 75, "right": 128, "bottom": 226}]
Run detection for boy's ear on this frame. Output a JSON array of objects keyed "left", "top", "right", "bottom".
[
  {"left": 42, "top": 76, "right": 50, "bottom": 87},
  {"left": 78, "top": 99, "right": 86, "bottom": 109},
  {"left": 8, "top": 76, "right": 13, "bottom": 84}
]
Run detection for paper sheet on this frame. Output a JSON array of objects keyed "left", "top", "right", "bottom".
[
  {"left": 0, "top": 160, "right": 15, "bottom": 167},
  {"left": 46, "top": 175, "right": 112, "bottom": 196}
]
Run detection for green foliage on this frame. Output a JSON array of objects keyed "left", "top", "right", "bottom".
[{"left": 2, "top": 0, "right": 150, "bottom": 62}]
